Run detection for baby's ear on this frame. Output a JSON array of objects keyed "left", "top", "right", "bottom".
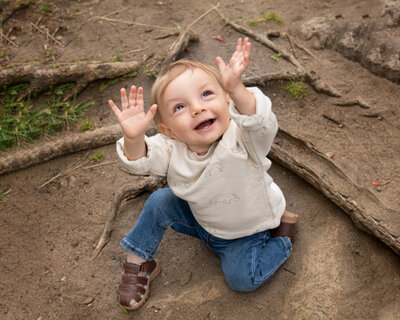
[
  {"left": 157, "top": 123, "right": 179, "bottom": 141},
  {"left": 226, "top": 93, "right": 231, "bottom": 106}
]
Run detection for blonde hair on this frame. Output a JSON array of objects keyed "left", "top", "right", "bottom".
[{"left": 151, "top": 59, "right": 225, "bottom": 124}]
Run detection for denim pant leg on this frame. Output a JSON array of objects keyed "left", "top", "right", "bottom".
[
  {"left": 120, "top": 188, "right": 200, "bottom": 261},
  {"left": 209, "top": 231, "right": 292, "bottom": 292}
]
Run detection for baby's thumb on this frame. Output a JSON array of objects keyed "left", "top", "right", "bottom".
[
  {"left": 215, "top": 56, "right": 226, "bottom": 74},
  {"left": 146, "top": 104, "right": 158, "bottom": 122}
]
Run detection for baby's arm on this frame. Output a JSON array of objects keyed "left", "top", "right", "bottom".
[
  {"left": 108, "top": 86, "right": 157, "bottom": 160},
  {"left": 215, "top": 38, "right": 256, "bottom": 116}
]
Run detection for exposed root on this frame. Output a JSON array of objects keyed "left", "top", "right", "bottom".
[
  {"left": 1, "top": 61, "right": 140, "bottom": 100},
  {"left": 0, "top": 124, "right": 122, "bottom": 176},
  {"left": 91, "top": 175, "right": 166, "bottom": 260},
  {"left": 216, "top": 8, "right": 342, "bottom": 98},
  {"left": 271, "top": 129, "right": 400, "bottom": 255},
  {"left": 160, "top": 31, "right": 200, "bottom": 69}
]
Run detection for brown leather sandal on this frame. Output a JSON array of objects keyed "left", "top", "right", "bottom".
[
  {"left": 117, "top": 259, "right": 161, "bottom": 310},
  {"left": 271, "top": 210, "right": 299, "bottom": 242}
]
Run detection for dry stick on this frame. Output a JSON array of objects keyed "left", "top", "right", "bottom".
[
  {"left": 91, "top": 176, "right": 166, "bottom": 259},
  {"left": 0, "top": 29, "right": 19, "bottom": 48},
  {"left": 82, "top": 160, "right": 119, "bottom": 170},
  {"left": 31, "top": 22, "right": 65, "bottom": 48},
  {"left": 91, "top": 16, "right": 175, "bottom": 30},
  {"left": 283, "top": 32, "right": 298, "bottom": 59},
  {"left": 295, "top": 43, "right": 318, "bottom": 61},
  {"left": 39, "top": 152, "right": 90, "bottom": 189},
  {"left": 323, "top": 114, "right": 344, "bottom": 127}
]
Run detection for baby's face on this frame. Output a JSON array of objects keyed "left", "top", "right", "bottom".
[{"left": 157, "top": 68, "right": 231, "bottom": 155}]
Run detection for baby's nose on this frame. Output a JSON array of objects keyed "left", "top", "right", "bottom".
[{"left": 191, "top": 103, "right": 207, "bottom": 116}]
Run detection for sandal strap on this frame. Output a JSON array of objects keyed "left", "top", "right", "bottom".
[
  {"left": 118, "top": 283, "right": 145, "bottom": 306},
  {"left": 122, "top": 274, "right": 148, "bottom": 285},
  {"left": 123, "top": 260, "right": 158, "bottom": 274}
]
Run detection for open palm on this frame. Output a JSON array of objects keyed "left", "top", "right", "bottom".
[{"left": 108, "top": 86, "right": 157, "bottom": 139}]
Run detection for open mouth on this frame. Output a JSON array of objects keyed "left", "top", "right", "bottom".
[{"left": 195, "top": 119, "right": 215, "bottom": 131}]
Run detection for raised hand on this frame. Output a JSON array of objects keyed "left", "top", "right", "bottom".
[
  {"left": 108, "top": 86, "right": 157, "bottom": 140},
  {"left": 215, "top": 37, "right": 251, "bottom": 93}
]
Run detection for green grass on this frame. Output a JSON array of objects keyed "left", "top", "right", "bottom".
[
  {"left": 0, "top": 83, "right": 92, "bottom": 151},
  {"left": 249, "top": 11, "right": 283, "bottom": 26},
  {"left": 99, "top": 71, "right": 138, "bottom": 92},
  {"left": 282, "top": 78, "right": 310, "bottom": 100},
  {"left": 80, "top": 120, "right": 95, "bottom": 131},
  {"left": 0, "top": 188, "right": 11, "bottom": 202},
  {"left": 90, "top": 151, "right": 103, "bottom": 163},
  {"left": 143, "top": 66, "right": 158, "bottom": 79}
]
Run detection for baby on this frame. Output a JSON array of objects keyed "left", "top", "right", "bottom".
[{"left": 108, "top": 38, "right": 298, "bottom": 311}]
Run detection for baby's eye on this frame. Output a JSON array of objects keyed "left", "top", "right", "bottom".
[
  {"left": 202, "top": 90, "right": 213, "bottom": 98},
  {"left": 174, "top": 104, "right": 185, "bottom": 112}
]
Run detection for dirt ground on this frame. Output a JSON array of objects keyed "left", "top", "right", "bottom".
[{"left": 1, "top": 0, "right": 400, "bottom": 319}]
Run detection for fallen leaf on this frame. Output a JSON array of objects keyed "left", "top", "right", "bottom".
[
  {"left": 372, "top": 180, "right": 380, "bottom": 186},
  {"left": 83, "top": 297, "right": 94, "bottom": 305}
]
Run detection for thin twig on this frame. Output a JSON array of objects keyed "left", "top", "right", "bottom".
[
  {"left": 283, "top": 32, "right": 298, "bottom": 59},
  {"left": 0, "top": 29, "right": 19, "bottom": 48},
  {"left": 90, "top": 16, "right": 175, "bottom": 30},
  {"left": 323, "top": 114, "right": 344, "bottom": 127},
  {"left": 39, "top": 152, "right": 90, "bottom": 189},
  {"left": 295, "top": 43, "right": 318, "bottom": 61},
  {"left": 31, "top": 22, "right": 65, "bottom": 48},
  {"left": 185, "top": 3, "right": 220, "bottom": 31},
  {"left": 82, "top": 160, "right": 118, "bottom": 170}
]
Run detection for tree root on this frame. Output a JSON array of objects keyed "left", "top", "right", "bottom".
[
  {"left": 271, "top": 128, "right": 400, "bottom": 256},
  {"left": 91, "top": 175, "right": 166, "bottom": 260},
  {"left": 160, "top": 31, "right": 199, "bottom": 69},
  {"left": 0, "top": 124, "right": 122, "bottom": 176},
  {"left": 216, "top": 8, "right": 342, "bottom": 98},
  {"left": 1, "top": 61, "right": 140, "bottom": 100}
]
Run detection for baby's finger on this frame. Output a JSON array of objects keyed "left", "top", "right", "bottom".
[
  {"left": 128, "top": 86, "right": 137, "bottom": 107},
  {"left": 236, "top": 38, "right": 242, "bottom": 53},
  {"left": 145, "top": 104, "right": 158, "bottom": 122},
  {"left": 136, "top": 87, "right": 144, "bottom": 109},
  {"left": 215, "top": 56, "right": 227, "bottom": 74},
  {"left": 120, "top": 88, "right": 129, "bottom": 110},
  {"left": 108, "top": 99, "right": 121, "bottom": 117}
]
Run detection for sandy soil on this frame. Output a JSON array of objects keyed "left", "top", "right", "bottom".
[{"left": 1, "top": 0, "right": 399, "bottom": 319}]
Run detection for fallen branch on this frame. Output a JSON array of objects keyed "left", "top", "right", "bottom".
[
  {"left": 91, "top": 175, "right": 166, "bottom": 259},
  {"left": 0, "top": 61, "right": 140, "bottom": 100},
  {"left": 0, "top": 124, "right": 122, "bottom": 176}
]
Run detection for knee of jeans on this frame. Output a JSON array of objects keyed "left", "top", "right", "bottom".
[
  {"left": 146, "top": 188, "right": 173, "bottom": 207},
  {"left": 224, "top": 271, "right": 257, "bottom": 292}
]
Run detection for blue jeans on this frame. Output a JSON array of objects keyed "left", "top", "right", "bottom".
[{"left": 121, "top": 188, "right": 292, "bottom": 292}]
